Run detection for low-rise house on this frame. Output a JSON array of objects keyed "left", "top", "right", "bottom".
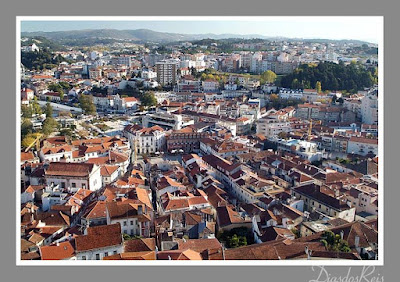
[
  {"left": 167, "top": 127, "right": 209, "bottom": 154},
  {"left": 45, "top": 162, "right": 102, "bottom": 191},
  {"left": 81, "top": 201, "right": 108, "bottom": 228},
  {"left": 104, "top": 238, "right": 156, "bottom": 260},
  {"left": 21, "top": 185, "right": 45, "bottom": 204},
  {"left": 86, "top": 151, "right": 130, "bottom": 175},
  {"left": 40, "top": 92, "right": 62, "bottom": 102},
  {"left": 346, "top": 185, "right": 378, "bottom": 215},
  {"left": 21, "top": 239, "right": 40, "bottom": 260},
  {"left": 100, "top": 165, "right": 120, "bottom": 185},
  {"left": 39, "top": 145, "right": 73, "bottom": 162},
  {"left": 21, "top": 88, "right": 34, "bottom": 100},
  {"left": 252, "top": 203, "right": 303, "bottom": 243},
  {"left": 75, "top": 223, "right": 123, "bottom": 260},
  {"left": 156, "top": 176, "right": 187, "bottom": 197},
  {"left": 216, "top": 205, "right": 252, "bottom": 232},
  {"left": 300, "top": 218, "right": 349, "bottom": 237},
  {"left": 273, "top": 138, "right": 323, "bottom": 162},
  {"left": 177, "top": 238, "right": 223, "bottom": 260},
  {"left": 106, "top": 200, "right": 152, "bottom": 237},
  {"left": 157, "top": 249, "right": 203, "bottom": 260},
  {"left": 223, "top": 237, "right": 359, "bottom": 260},
  {"left": 160, "top": 193, "right": 210, "bottom": 216},
  {"left": 257, "top": 117, "right": 292, "bottom": 137},
  {"left": 40, "top": 240, "right": 76, "bottom": 260},
  {"left": 21, "top": 151, "right": 40, "bottom": 165},
  {"left": 292, "top": 183, "right": 356, "bottom": 222},
  {"left": 297, "top": 220, "right": 378, "bottom": 259},
  {"left": 124, "top": 124, "right": 166, "bottom": 155},
  {"left": 347, "top": 136, "right": 378, "bottom": 156},
  {"left": 200, "top": 137, "right": 249, "bottom": 158}
]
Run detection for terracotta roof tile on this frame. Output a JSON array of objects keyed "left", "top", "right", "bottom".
[
  {"left": 40, "top": 240, "right": 75, "bottom": 260},
  {"left": 75, "top": 223, "right": 122, "bottom": 252}
]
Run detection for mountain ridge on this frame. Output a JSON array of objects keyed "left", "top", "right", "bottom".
[{"left": 21, "top": 28, "right": 370, "bottom": 44}]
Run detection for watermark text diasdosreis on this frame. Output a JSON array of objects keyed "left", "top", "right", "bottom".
[{"left": 309, "top": 266, "right": 383, "bottom": 282}]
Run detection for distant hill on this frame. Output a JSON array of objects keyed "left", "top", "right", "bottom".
[
  {"left": 21, "top": 28, "right": 370, "bottom": 45},
  {"left": 21, "top": 36, "right": 67, "bottom": 51}
]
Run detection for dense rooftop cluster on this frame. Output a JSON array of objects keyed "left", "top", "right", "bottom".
[{"left": 20, "top": 35, "right": 379, "bottom": 262}]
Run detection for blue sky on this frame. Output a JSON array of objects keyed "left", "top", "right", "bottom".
[{"left": 20, "top": 17, "right": 382, "bottom": 43}]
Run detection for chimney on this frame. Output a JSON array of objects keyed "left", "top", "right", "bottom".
[
  {"left": 305, "top": 246, "right": 312, "bottom": 260},
  {"left": 355, "top": 235, "right": 360, "bottom": 248}
]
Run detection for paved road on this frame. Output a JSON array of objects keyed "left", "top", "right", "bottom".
[{"left": 37, "top": 100, "right": 83, "bottom": 113}]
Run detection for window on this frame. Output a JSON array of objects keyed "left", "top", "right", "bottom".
[
  {"left": 123, "top": 221, "right": 127, "bottom": 226},
  {"left": 82, "top": 183, "right": 86, "bottom": 189},
  {"left": 130, "top": 220, "right": 134, "bottom": 225},
  {"left": 96, "top": 254, "right": 100, "bottom": 260},
  {"left": 82, "top": 256, "right": 86, "bottom": 260},
  {"left": 61, "top": 182, "right": 66, "bottom": 188},
  {"left": 113, "top": 251, "right": 117, "bottom": 255},
  {"left": 104, "top": 252, "right": 108, "bottom": 257},
  {"left": 71, "top": 182, "right": 76, "bottom": 188}
]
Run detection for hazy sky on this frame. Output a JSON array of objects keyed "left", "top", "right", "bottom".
[{"left": 20, "top": 17, "right": 382, "bottom": 43}]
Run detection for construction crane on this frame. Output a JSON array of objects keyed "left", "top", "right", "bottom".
[{"left": 24, "top": 133, "right": 42, "bottom": 153}]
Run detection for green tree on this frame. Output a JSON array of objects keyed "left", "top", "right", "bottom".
[
  {"left": 31, "top": 97, "right": 42, "bottom": 115},
  {"left": 140, "top": 92, "right": 157, "bottom": 108},
  {"left": 21, "top": 119, "right": 33, "bottom": 138},
  {"left": 261, "top": 70, "right": 277, "bottom": 84},
  {"left": 123, "top": 234, "right": 132, "bottom": 241},
  {"left": 291, "top": 78, "right": 299, "bottom": 89},
  {"left": 316, "top": 81, "right": 322, "bottom": 93},
  {"left": 42, "top": 117, "right": 59, "bottom": 136},
  {"left": 21, "top": 105, "right": 33, "bottom": 118},
  {"left": 48, "top": 83, "right": 64, "bottom": 94},
  {"left": 320, "top": 230, "right": 351, "bottom": 253},
  {"left": 59, "top": 128, "right": 73, "bottom": 137},
  {"left": 230, "top": 234, "right": 239, "bottom": 248},
  {"left": 280, "top": 61, "right": 377, "bottom": 92},
  {"left": 21, "top": 135, "right": 36, "bottom": 149},
  {"left": 79, "top": 95, "right": 96, "bottom": 115},
  {"left": 238, "top": 236, "right": 247, "bottom": 246},
  {"left": 44, "top": 102, "right": 53, "bottom": 118}
]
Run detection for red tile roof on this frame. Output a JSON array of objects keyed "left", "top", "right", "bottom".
[
  {"left": 75, "top": 223, "right": 122, "bottom": 252},
  {"left": 349, "top": 136, "right": 378, "bottom": 145},
  {"left": 21, "top": 152, "right": 36, "bottom": 162},
  {"left": 45, "top": 162, "right": 96, "bottom": 177},
  {"left": 40, "top": 240, "right": 75, "bottom": 260},
  {"left": 100, "top": 165, "right": 119, "bottom": 176}
]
